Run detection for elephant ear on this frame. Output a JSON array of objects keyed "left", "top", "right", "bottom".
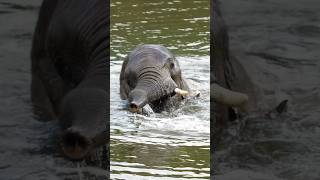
[{"left": 120, "top": 56, "right": 130, "bottom": 100}]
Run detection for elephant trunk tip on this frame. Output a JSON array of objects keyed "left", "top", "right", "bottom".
[
  {"left": 128, "top": 89, "right": 148, "bottom": 113},
  {"left": 129, "top": 102, "right": 141, "bottom": 113},
  {"left": 60, "top": 129, "right": 91, "bottom": 160}
]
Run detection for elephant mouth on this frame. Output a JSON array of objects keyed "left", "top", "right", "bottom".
[{"left": 128, "top": 87, "right": 188, "bottom": 113}]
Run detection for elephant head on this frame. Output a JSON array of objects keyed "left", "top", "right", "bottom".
[
  {"left": 120, "top": 44, "right": 189, "bottom": 113},
  {"left": 211, "top": 2, "right": 287, "bottom": 131},
  {"left": 211, "top": 1, "right": 251, "bottom": 127}
]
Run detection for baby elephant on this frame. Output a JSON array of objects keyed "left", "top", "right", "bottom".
[
  {"left": 31, "top": 0, "right": 108, "bottom": 160},
  {"left": 120, "top": 44, "right": 191, "bottom": 113}
]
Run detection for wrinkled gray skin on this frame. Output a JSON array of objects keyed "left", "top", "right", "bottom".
[
  {"left": 120, "top": 44, "right": 189, "bottom": 113},
  {"left": 211, "top": 1, "right": 287, "bottom": 137},
  {"left": 211, "top": 2, "right": 288, "bottom": 178},
  {"left": 31, "top": 0, "right": 109, "bottom": 160},
  {"left": 212, "top": 2, "right": 258, "bottom": 127}
]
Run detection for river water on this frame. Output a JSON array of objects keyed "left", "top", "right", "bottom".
[
  {"left": 215, "top": 0, "right": 320, "bottom": 179},
  {"left": 110, "top": 0, "right": 210, "bottom": 179}
]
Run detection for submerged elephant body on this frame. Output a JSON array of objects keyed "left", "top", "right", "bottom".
[
  {"left": 211, "top": 2, "right": 287, "bottom": 132},
  {"left": 31, "top": 0, "right": 109, "bottom": 160},
  {"left": 120, "top": 44, "right": 190, "bottom": 113}
]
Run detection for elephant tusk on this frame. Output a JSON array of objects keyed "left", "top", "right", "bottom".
[
  {"left": 174, "top": 88, "right": 189, "bottom": 96},
  {"left": 211, "top": 83, "right": 248, "bottom": 109}
]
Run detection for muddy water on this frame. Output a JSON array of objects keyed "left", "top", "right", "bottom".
[
  {"left": 110, "top": 0, "right": 210, "bottom": 179},
  {"left": 215, "top": 0, "right": 320, "bottom": 179}
]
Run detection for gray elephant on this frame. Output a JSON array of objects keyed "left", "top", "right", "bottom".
[
  {"left": 211, "top": 2, "right": 289, "bottom": 178},
  {"left": 211, "top": 1, "right": 251, "bottom": 130},
  {"left": 120, "top": 44, "right": 192, "bottom": 113},
  {"left": 211, "top": 1, "right": 287, "bottom": 132},
  {"left": 31, "top": 0, "right": 109, "bottom": 161}
]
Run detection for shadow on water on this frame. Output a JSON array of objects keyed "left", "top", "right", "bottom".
[{"left": 111, "top": 0, "right": 210, "bottom": 179}]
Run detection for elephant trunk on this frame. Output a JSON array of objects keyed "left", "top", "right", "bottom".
[
  {"left": 128, "top": 89, "right": 148, "bottom": 113},
  {"left": 128, "top": 75, "right": 177, "bottom": 113},
  {"left": 60, "top": 127, "right": 108, "bottom": 160},
  {"left": 60, "top": 127, "right": 91, "bottom": 160}
]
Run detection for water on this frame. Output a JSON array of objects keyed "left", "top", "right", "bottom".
[
  {"left": 3, "top": 0, "right": 316, "bottom": 179},
  {"left": 0, "top": 0, "right": 108, "bottom": 179},
  {"left": 215, "top": 0, "right": 320, "bottom": 179},
  {"left": 110, "top": 0, "right": 210, "bottom": 59},
  {"left": 110, "top": 0, "right": 210, "bottom": 179}
]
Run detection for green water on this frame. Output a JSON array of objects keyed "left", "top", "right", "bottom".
[
  {"left": 110, "top": 0, "right": 210, "bottom": 179},
  {"left": 110, "top": 0, "right": 210, "bottom": 60}
]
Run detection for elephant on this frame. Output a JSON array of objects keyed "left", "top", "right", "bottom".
[
  {"left": 211, "top": 1, "right": 287, "bottom": 135},
  {"left": 211, "top": 1, "right": 251, "bottom": 130},
  {"left": 120, "top": 44, "right": 192, "bottom": 113},
  {"left": 31, "top": 0, "right": 109, "bottom": 161},
  {"left": 211, "top": 2, "right": 289, "bottom": 178}
]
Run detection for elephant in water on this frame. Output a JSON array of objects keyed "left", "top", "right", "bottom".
[
  {"left": 211, "top": 1, "right": 287, "bottom": 134},
  {"left": 119, "top": 44, "right": 194, "bottom": 113},
  {"left": 31, "top": 0, "right": 109, "bottom": 160},
  {"left": 211, "top": 1, "right": 251, "bottom": 129}
]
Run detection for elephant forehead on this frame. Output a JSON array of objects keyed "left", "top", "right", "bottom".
[
  {"left": 128, "top": 55, "right": 169, "bottom": 67},
  {"left": 129, "top": 45, "right": 173, "bottom": 62}
]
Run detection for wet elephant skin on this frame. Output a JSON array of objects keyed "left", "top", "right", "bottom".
[
  {"left": 31, "top": 0, "right": 109, "bottom": 160},
  {"left": 120, "top": 44, "right": 189, "bottom": 113},
  {"left": 211, "top": 1, "right": 256, "bottom": 131}
]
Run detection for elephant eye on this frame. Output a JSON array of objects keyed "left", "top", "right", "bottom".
[
  {"left": 128, "top": 80, "right": 136, "bottom": 88},
  {"left": 170, "top": 62, "right": 175, "bottom": 69}
]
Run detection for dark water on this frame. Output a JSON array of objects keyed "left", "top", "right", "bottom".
[
  {"left": 215, "top": 0, "right": 320, "bottom": 179},
  {"left": 110, "top": 0, "right": 210, "bottom": 179},
  {"left": 0, "top": 0, "right": 108, "bottom": 179}
]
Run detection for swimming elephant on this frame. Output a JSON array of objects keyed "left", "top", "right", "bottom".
[
  {"left": 211, "top": 1, "right": 287, "bottom": 131},
  {"left": 31, "top": 0, "right": 109, "bottom": 160},
  {"left": 120, "top": 44, "right": 190, "bottom": 113},
  {"left": 211, "top": 1, "right": 251, "bottom": 129}
]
